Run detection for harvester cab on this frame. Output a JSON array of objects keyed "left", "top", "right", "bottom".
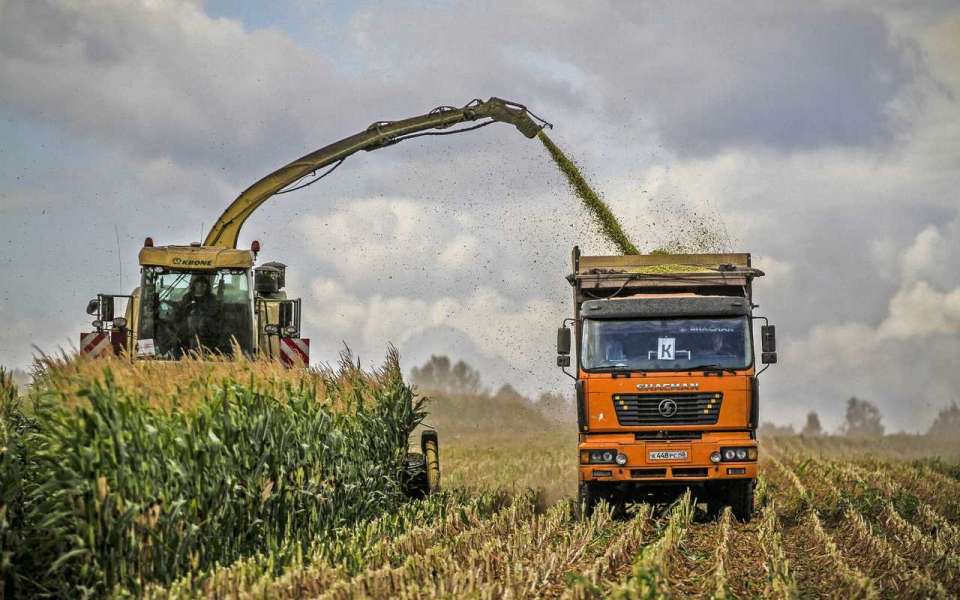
[{"left": 83, "top": 239, "right": 309, "bottom": 365}]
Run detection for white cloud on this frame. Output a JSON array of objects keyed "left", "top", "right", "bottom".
[{"left": 878, "top": 281, "right": 960, "bottom": 339}]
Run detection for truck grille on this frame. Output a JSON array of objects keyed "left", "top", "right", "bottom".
[{"left": 613, "top": 393, "right": 723, "bottom": 426}]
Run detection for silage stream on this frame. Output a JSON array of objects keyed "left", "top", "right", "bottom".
[{"left": 538, "top": 131, "right": 640, "bottom": 255}]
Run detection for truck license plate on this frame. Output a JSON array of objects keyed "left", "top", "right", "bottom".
[{"left": 648, "top": 450, "right": 689, "bottom": 461}]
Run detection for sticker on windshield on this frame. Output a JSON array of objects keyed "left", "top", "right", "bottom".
[
  {"left": 657, "top": 337, "right": 675, "bottom": 360},
  {"left": 137, "top": 339, "right": 156, "bottom": 356}
]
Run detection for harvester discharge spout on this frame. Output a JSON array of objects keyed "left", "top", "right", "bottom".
[{"left": 468, "top": 97, "right": 551, "bottom": 138}]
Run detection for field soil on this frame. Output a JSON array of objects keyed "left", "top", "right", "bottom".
[{"left": 154, "top": 432, "right": 960, "bottom": 599}]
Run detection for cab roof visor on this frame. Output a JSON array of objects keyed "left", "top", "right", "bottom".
[{"left": 582, "top": 296, "right": 750, "bottom": 319}]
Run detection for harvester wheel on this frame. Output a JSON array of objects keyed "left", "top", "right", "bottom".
[
  {"left": 422, "top": 431, "right": 440, "bottom": 495},
  {"left": 403, "top": 453, "right": 430, "bottom": 498}
]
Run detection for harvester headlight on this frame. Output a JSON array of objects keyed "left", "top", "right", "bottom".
[
  {"left": 615, "top": 452, "right": 628, "bottom": 466},
  {"left": 735, "top": 448, "right": 747, "bottom": 460},
  {"left": 91, "top": 320, "right": 102, "bottom": 329},
  {"left": 282, "top": 326, "right": 298, "bottom": 336},
  {"left": 264, "top": 325, "right": 279, "bottom": 335},
  {"left": 113, "top": 317, "right": 127, "bottom": 328},
  {"left": 710, "top": 451, "right": 721, "bottom": 464}
]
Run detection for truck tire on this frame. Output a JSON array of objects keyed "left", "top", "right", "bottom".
[
  {"left": 578, "top": 482, "right": 597, "bottom": 517},
  {"left": 705, "top": 490, "right": 725, "bottom": 519},
  {"left": 727, "top": 479, "right": 755, "bottom": 523}
]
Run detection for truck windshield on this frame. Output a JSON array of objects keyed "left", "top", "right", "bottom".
[
  {"left": 138, "top": 268, "right": 253, "bottom": 358},
  {"left": 581, "top": 317, "right": 752, "bottom": 372}
]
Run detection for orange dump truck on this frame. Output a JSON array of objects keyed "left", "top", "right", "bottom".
[{"left": 557, "top": 248, "right": 777, "bottom": 521}]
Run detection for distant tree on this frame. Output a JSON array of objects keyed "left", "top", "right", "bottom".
[
  {"left": 493, "top": 383, "right": 525, "bottom": 404},
  {"left": 758, "top": 421, "right": 795, "bottom": 437},
  {"left": 928, "top": 402, "right": 960, "bottom": 437},
  {"left": 409, "top": 355, "right": 483, "bottom": 395},
  {"left": 841, "top": 397, "right": 884, "bottom": 437},
  {"left": 450, "top": 360, "right": 482, "bottom": 395},
  {"left": 801, "top": 411, "right": 823, "bottom": 437},
  {"left": 534, "top": 391, "right": 572, "bottom": 422}
]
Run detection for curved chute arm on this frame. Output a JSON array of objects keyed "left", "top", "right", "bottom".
[{"left": 203, "top": 97, "right": 550, "bottom": 248}]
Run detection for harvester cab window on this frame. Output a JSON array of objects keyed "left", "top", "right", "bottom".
[
  {"left": 582, "top": 317, "right": 751, "bottom": 372},
  {"left": 139, "top": 268, "right": 253, "bottom": 358}
]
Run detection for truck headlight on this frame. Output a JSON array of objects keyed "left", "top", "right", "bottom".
[
  {"left": 719, "top": 446, "right": 757, "bottom": 462},
  {"left": 615, "top": 452, "right": 628, "bottom": 466},
  {"left": 710, "top": 451, "right": 721, "bottom": 463},
  {"left": 585, "top": 450, "right": 618, "bottom": 464}
]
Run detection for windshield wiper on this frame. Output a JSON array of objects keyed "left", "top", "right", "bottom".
[{"left": 686, "top": 363, "right": 738, "bottom": 374}]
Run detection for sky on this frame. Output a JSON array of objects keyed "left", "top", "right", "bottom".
[{"left": 1, "top": 0, "right": 959, "bottom": 432}]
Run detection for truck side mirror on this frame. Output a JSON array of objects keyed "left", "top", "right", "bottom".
[
  {"left": 557, "top": 355, "right": 571, "bottom": 367},
  {"left": 86, "top": 298, "right": 100, "bottom": 316},
  {"left": 99, "top": 296, "right": 115, "bottom": 322},
  {"left": 761, "top": 324, "right": 777, "bottom": 364},
  {"left": 557, "top": 327, "right": 571, "bottom": 355},
  {"left": 761, "top": 325, "right": 776, "bottom": 353}
]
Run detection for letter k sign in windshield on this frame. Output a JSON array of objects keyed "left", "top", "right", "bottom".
[{"left": 657, "top": 337, "right": 675, "bottom": 360}]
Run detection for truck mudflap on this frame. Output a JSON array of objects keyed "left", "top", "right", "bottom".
[{"left": 279, "top": 337, "right": 310, "bottom": 367}]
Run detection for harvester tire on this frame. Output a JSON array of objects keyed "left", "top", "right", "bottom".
[
  {"left": 403, "top": 453, "right": 430, "bottom": 498},
  {"left": 422, "top": 431, "right": 441, "bottom": 495}
]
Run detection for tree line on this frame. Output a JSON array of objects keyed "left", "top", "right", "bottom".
[{"left": 410, "top": 355, "right": 960, "bottom": 437}]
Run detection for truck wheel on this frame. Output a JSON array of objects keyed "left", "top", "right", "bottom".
[
  {"left": 705, "top": 490, "right": 725, "bottom": 519},
  {"left": 578, "top": 482, "right": 597, "bottom": 517},
  {"left": 727, "top": 479, "right": 755, "bottom": 522},
  {"left": 423, "top": 433, "right": 440, "bottom": 494}
]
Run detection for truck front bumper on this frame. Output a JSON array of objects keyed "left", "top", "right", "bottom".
[{"left": 579, "top": 432, "right": 757, "bottom": 483}]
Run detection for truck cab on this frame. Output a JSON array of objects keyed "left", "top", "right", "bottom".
[{"left": 558, "top": 247, "right": 777, "bottom": 521}]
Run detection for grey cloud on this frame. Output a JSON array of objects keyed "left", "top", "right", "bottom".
[{"left": 345, "top": 1, "right": 919, "bottom": 156}]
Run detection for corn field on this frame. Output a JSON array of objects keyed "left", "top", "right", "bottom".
[{"left": 3, "top": 363, "right": 960, "bottom": 598}]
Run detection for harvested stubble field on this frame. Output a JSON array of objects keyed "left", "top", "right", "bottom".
[{"left": 3, "top": 364, "right": 960, "bottom": 599}]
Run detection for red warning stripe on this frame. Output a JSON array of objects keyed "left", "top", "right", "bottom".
[
  {"left": 280, "top": 338, "right": 310, "bottom": 367},
  {"left": 80, "top": 332, "right": 111, "bottom": 357}
]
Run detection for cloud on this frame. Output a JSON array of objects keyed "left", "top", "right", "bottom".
[
  {"left": 0, "top": 0, "right": 367, "bottom": 177},
  {"left": 305, "top": 276, "right": 562, "bottom": 393},
  {"left": 772, "top": 216, "right": 960, "bottom": 432},
  {"left": 345, "top": 1, "right": 919, "bottom": 156}
]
